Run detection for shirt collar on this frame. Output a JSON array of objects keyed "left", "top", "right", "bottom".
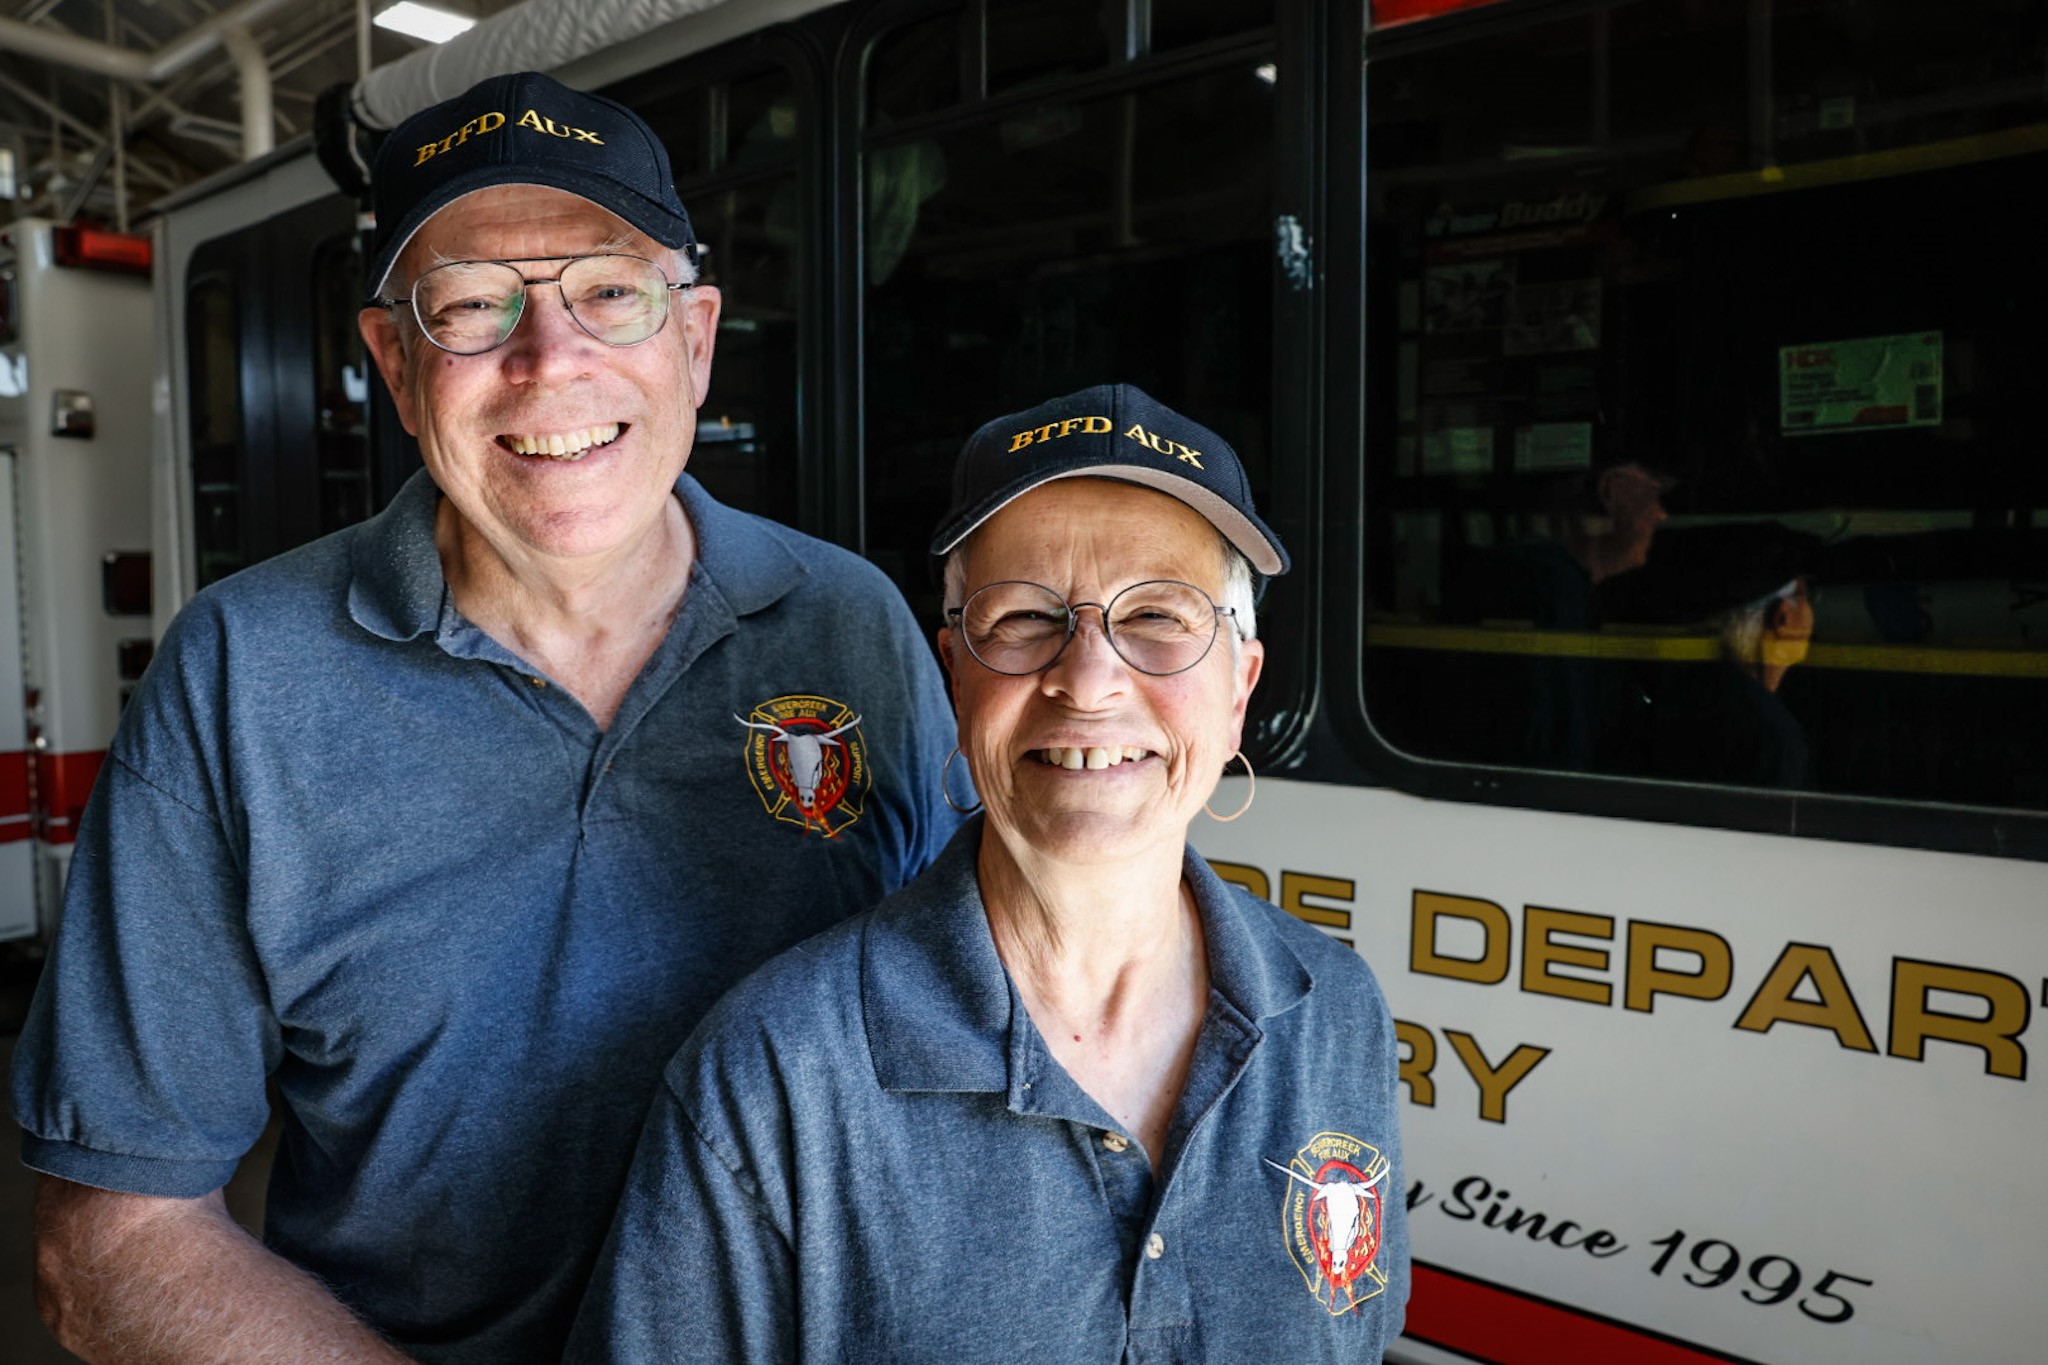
[
  {"left": 346, "top": 470, "right": 808, "bottom": 643},
  {"left": 864, "top": 819, "right": 1316, "bottom": 1094}
]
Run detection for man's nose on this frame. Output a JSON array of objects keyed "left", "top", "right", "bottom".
[{"left": 498, "top": 282, "right": 600, "bottom": 372}]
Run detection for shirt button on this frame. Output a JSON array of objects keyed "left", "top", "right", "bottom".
[
  {"left": 529, "top": 676, "right": 546, "bottom": 687},
  {"left": 1102, "top": 1132, "right": 1128, "bottom": 1153},
  {"left": 1145, "top": 1233, "right": 1166, "bottom": 1260}
]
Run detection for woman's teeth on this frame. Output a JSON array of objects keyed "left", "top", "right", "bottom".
[
  {"left": 1038, "top": 746, "right": 1151, "bottom": 770},
  {"left": 506, "top": 423, "right": 621, "bottom": 459}
]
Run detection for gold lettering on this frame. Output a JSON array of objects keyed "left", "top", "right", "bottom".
[
  {"left": 1521, "top": 906, "right": 1614, "bottom": 1006},
  {"left": 1007, "top": 430, "right": 1035, "bottom": 453},
  {"left": 1396, "top": 1019, "right": 1436, "bottom": 1107},
  {"left": 571, "top": 128, "right": 604, "bottom": 145},
  {"left": 1175, "top": 445, "right": 1204, "bottom": 469},
  {"left": 1032, "top": 423, "right": 1058, "bottom": 443},
  {"left": 1056, "top": 418, "right": 1084, "bottom": 438},
  {"left": 1733, "top": 943, "right": 1877, "bottom": 1051},
  {"left": 1888, "top": 958, "right": 2029, "bottom": 1080},
  {"left": 1281, "top": 871, "right": 1354, "bottom": 932},
  {"left": 418, "top": 112, "right": 506, "bottom": 165},
  {"left": 517, "top": 109, "right": 547, "bottom": 133},
  {"left": 1206, "top": 860, "right": 1269, "bottom": 902},
  {"left": 1145, "top": 432, "right": 1174, "bottom": 456},
  {"left": 1411, "top": 891, "right": 1511, "bottom": 985},
  {"left": 1445, "top": 1030, "right": 1550, "bottom": 1124},
  {"left": 1082, "top": 416, "right": 1112, "bottom": 433},
  {"left": 1624, "top": 920, "right": 1733, "bottom": 1012},
  {"left": 1123, "top": 423, "right": 1148, "bottom": 444}
]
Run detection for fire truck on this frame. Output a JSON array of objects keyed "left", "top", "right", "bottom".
[{"left": 0, "top": 219, "right": 153, "bottom": 944}]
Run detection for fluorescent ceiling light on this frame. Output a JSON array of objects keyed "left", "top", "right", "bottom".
[{"left": 374, "top": 2, "right": 476, "bottom": 44}]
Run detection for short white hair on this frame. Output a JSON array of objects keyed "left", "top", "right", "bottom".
[{"left": 941, "top": 526, "right": 1260, "bottom": 654}]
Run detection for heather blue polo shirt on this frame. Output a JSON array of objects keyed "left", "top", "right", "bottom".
[
  {"left": 567, "top": 818, "right": 1409, "bottom": 1363},
  {"left": 10, "top": 470, "right": 962, "bottom": 1364}
]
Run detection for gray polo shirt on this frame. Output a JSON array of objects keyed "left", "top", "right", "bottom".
[
  {"left": 568, "top": 818, "right": 1410, "bottom": 1363},
  {"left": 10, "top": 470, "right": 962, "bottom": 1363}
]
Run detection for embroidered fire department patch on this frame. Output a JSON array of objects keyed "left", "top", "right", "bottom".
[
  {"left": 734, "top": 695, "right": 869, "bottom": 838},
  {"left": 1267, "top": 1131, "right": 1392, "bottom": 1316}
]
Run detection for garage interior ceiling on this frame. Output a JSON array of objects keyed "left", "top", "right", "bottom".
[{"left": 0, "top": 0, "right": 526, "bottom": 228}]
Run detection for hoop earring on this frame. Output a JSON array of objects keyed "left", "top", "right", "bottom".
[
  {"left": 941, "top": 747, "right": 982, "bottom": 815},
  {"left": 1204, "top": 751, "right": 1256, "bottom": 822}
]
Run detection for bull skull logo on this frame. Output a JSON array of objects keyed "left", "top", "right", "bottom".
[
  {"left": 1268, "top": 1134, "right": 1392, "bottom": 1316},
  {"left": 733, "top": 698, "right": 869, "bottom": 838}
]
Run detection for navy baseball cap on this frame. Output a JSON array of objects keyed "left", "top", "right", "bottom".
[
  {"left": 931, "top": 384, "right": 1289, "bottom": 575},
  {"left": 365, "top": 70, "right": 698, "bottom": 298}
]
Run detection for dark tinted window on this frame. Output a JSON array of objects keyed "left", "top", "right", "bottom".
[
  {"left": 861, "top": 52, "right": 1279, "bottom": 622},
  {"left": 987, "top": 0, "right": 1112, "bottom": 94},
  {"left": 1149, "top": 0, "right": 1272, "bottom": 50},
  {"left": 184, "top": 270, "right": 244, "bottom": 586},
  {"left": 312, "top": 235, "right": 371, "bottom": 535},
  {"left": 632, "top": 65, "right": 805, "bottom": 527},
  {"left": 870, "top": 12, "right": 959, "bottom": 124},
  {"left": 1361, "top": 0, "right": 2048, "bottom": 811}
]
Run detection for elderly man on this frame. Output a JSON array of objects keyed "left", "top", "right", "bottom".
[{"left": 11, "top": 72, "right": 958, "bottom": 1363}]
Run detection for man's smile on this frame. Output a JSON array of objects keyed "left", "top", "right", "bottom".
[{"left": 499, "top": 422, "right": 624, "bottom": 460}]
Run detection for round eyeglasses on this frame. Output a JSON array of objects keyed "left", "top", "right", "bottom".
[
  {"left": 946, "top": 580, "right": 1238, "bottom": 677},
  {"left": 373, "top": 254, "right": 690, "bottom": 355}
]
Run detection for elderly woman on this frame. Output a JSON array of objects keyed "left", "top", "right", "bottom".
[{"left": 567, "top": 385, "right": 1409, "bottom": 1362}]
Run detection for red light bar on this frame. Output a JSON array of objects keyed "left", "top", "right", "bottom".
[
  {"left": 1372, "top": 0, "right": 1506, "bottom": 27},
  {"left": 53, "top": 224, "right": 152, "bottom": 276}
]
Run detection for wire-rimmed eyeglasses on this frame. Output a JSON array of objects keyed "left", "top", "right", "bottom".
[
  {"left": 945, "top": 580, "right": 1239, "bottom": 677},
  {"left": 371, "top": 254, "right": 691, "bottom": 355}
]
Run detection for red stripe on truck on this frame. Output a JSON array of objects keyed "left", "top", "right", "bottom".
[
  {"left": 32, "top": 749, "right": 107, "bottom": 845},
  {"left": 1407, "top": 1262, "right": 1764, "bottom": 1365}
]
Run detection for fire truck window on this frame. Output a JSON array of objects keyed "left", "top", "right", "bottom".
[
  {"left": 1360, "top": 0, "right": 2048, "bottom": 813},
  {"left": 1149, "top": 0, "right": 1272, "bottom": 52},
  {"left": 869, "top": 13, "right": 959, "bottom": 125},
  {"left": 861, "top": 38, "right": 1278, "bottom": 630},
  {"left": 986, "top": 0, "right": 1111, "bottom": 95},
  {"left": 630, "top": 65, "right": 803, "bottom": 528},
  {"left": 184, "top": 273, "right": 244, "bottom": 586},
  {"left": 312, "top": 235, "right": 371, "bottom": 535}
]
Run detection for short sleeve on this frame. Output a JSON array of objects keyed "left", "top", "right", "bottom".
[
  {"left": 9, "top": 726, "right": 275, "bottom": 1197},
  {"left": 565, "top": 1083, "right": 797, "bottom": 1364}
]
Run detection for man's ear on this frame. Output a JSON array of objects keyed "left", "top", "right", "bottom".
[
  {"left": 359, "top": 306, "right": 419, "bottom": 436},
  {"left": 676, "top": 285, "right": 722, "bottom": 410}
]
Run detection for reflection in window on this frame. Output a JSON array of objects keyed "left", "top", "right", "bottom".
[
  {"left": 1361, "top": 0, "right": 2048, "bottom": 811},
  {"left": 862, "top": 57, "right": 1278, "bottom": 625}
]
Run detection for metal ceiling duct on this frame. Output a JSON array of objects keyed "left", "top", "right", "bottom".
[
  {"left": 348, "top": 0, "right": 842, "bottom": 130},
  {"left": 0, "top": 0, "right": 294, "bottom": 83}
]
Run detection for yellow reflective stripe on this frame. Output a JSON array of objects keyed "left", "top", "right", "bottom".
[
  {"left": 1368, "top": 624, "right": 1716, "bottom": 663},
  {"left": 1367, "top": 623, "right": 2048, "bottom": 678},
  {"left": 1630, "top": 123, "right": 2048, "bottom": 212}
]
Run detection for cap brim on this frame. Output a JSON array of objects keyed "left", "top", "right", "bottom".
[
  {"left": 931, "top": 465, "right": 1289, "bottom": 575},
  {"left": 367, "top": 169, "right": 696, "bottom": 298}
]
